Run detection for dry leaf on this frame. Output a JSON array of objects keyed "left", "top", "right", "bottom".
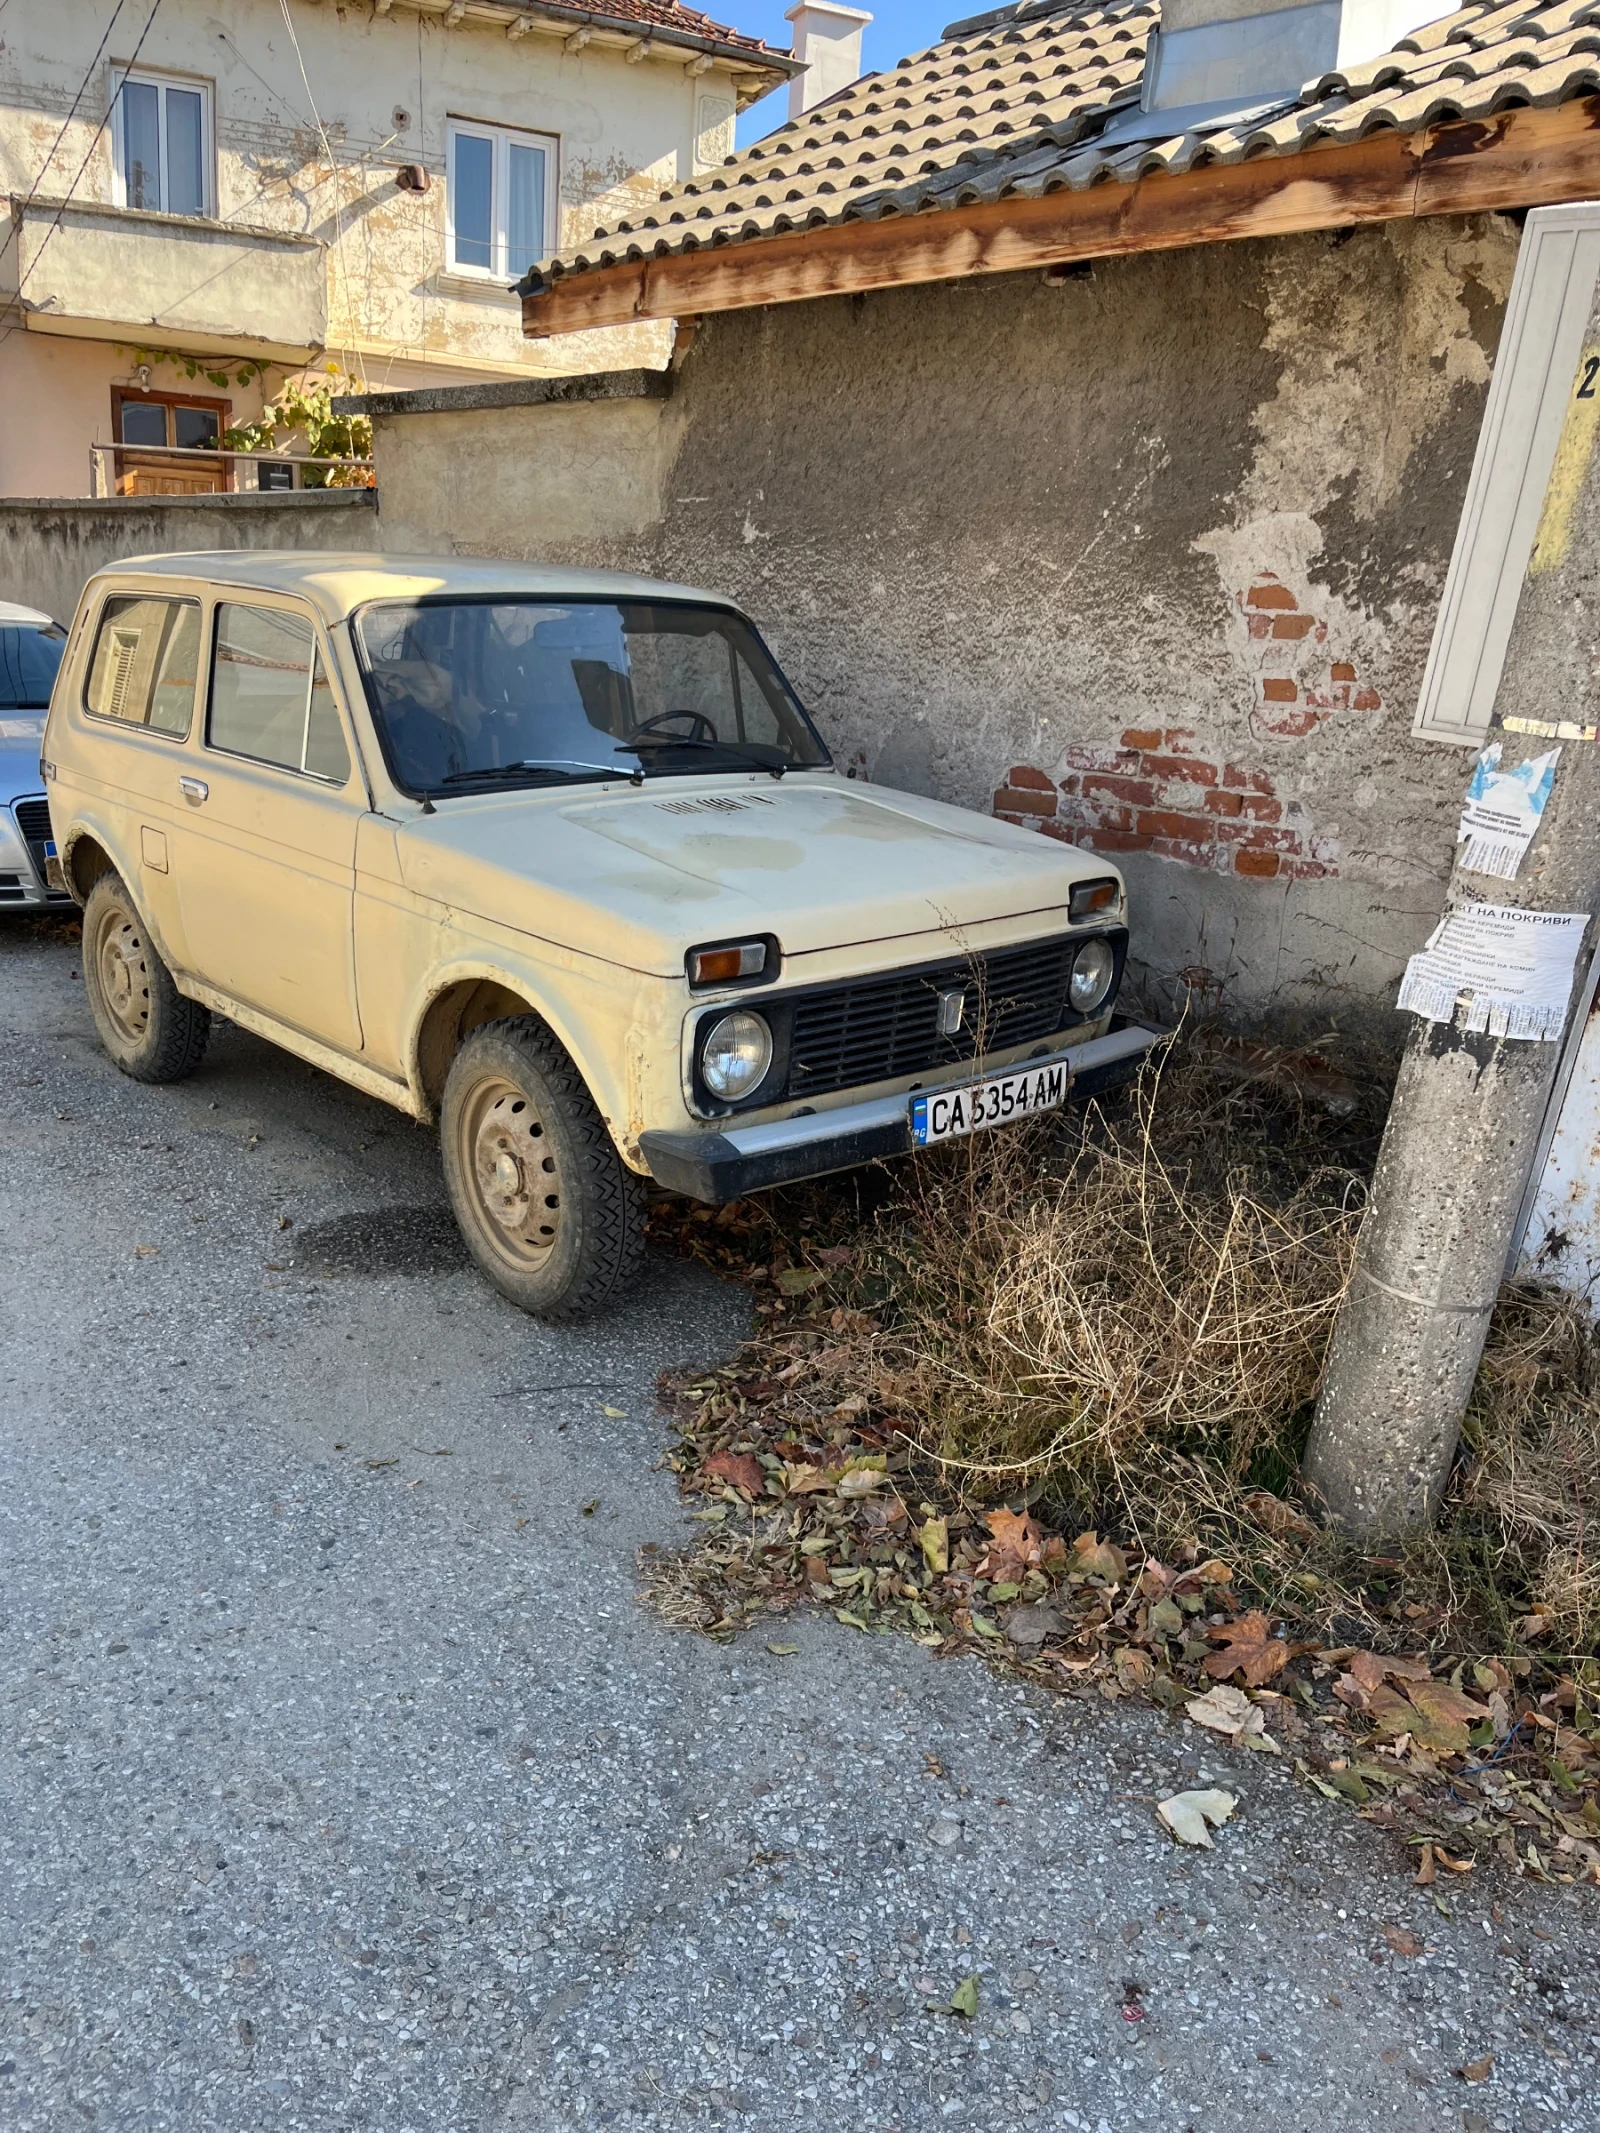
[
  {"left": 1070, "top": 1530, "right": 1129, "bottom": 1583},
  {"left": 1204, "top": 1612, "right": 1289, "bottom": 1688},
  {"left": 1398, "top": 1679, "right": 1487, "bottom": 1758},
  {"left": 1186, "top": 1683, "right": 1281, "bottom": 1754},
  {"left": 1384, "top": 1924, "right": 1424, "bottom": 1958},
  {"left": 783, "top": 1462, "right": 833, "bottom": 1495},
  {"left": 1347, "top": 1650, "right": 1433, "bottom": 1693},
  {"left": 1156, "top": 1788, "right": 1237, "bottom": 1848},
  {"left": 1413, "top": 1843, "right": 1436, "bottom": 1887},
  {"left": 919, "top": 1516, "right": 948, "bottom": 1576},
  {"left": 981, "top": 1508, "right": 1046, "bottom": 1581},
  {"left": 706, "top": 1452, "right": 764, "bottom": 1498},
  {"left": 1114, "top": 1646, "right": 1154, "bottom": 1690},
  {"left": 1240, "top": 1488, "right": 1316, "bottom": 1542},
  {"left": 836, "top": 1465, "right": 886, "bottom": 1499},
  {"left": 1456, "top": 2054, "right": 1494, "bottom": 2084}
]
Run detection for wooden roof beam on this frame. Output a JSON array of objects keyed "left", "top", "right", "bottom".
[{"left": 523, "top": 97, "right": 1600, "bottom": 338}]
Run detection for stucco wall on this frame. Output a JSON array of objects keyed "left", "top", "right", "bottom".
[
  {"left": 0, "top": 491, "right": 377, "bottom": 627},
  {"left": 365, "top": 217, "right": 1517, "bottom": 1044},
  {"left": 0, "top": 0, "right": 758, "bottom": 424}
]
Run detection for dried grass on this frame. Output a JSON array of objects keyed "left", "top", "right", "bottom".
[
  {"left": 693, "top": 1038, "right": 1600, "bottom": 1657},
  {"left": 818, "top": 1048, "right": 1365, "bottom": 1552}
]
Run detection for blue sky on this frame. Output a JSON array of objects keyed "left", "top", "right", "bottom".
[{"left": 732, "top": 0, "right": 962, "bottom": 144}]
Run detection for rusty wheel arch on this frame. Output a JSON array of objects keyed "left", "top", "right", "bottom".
[{"left": 414, "top": 978, "right": 547, "bottom": 1112}]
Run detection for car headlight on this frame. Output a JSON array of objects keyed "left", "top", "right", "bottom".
[
  {"left": 1069, "top": 938, "right": 1116, "bottom": 1014},
  {"left": 0, "top": 811, "right": 30, "bottom": 872},
  {"left": 700, "top": 1009, "right": 773, "bottom": 1100}
]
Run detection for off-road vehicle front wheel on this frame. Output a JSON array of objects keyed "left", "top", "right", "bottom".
[
  {"left": 440, "top": 1018, "right": 646, "bottom": 1321},
  {"left": 81, "top": 870, "right": 211, "bottom": 1083}
]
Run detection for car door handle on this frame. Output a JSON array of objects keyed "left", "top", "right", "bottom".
[{"left": 178, "top": 776, "right": 209, "bottom": 805}]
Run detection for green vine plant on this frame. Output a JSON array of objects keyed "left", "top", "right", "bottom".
[
  {"left": 222, "top": 367, "right": 374, "bottom": 488},
  {"left": 116, "top": 345, "right": 276, "bottom": 394}
]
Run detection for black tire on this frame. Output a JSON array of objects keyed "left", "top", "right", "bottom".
[
  {"left": 81, "top": 870, "right": 210, "bottom": 1084},
  {"left": 440, "top": 1017, "right": 646, "bottom": 1321}
]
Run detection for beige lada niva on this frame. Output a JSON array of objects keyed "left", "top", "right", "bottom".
[{"left": 43, "top": 553, "right": 1159, "bottom": 1318}]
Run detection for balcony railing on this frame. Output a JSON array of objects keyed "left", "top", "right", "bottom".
[{"left": 89, "top": 441, "right": 374, "bottom": 499}]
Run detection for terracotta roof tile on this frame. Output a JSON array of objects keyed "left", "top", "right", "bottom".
[{"left": 532, "top": 0, "right": 1600, "bottom": 283}]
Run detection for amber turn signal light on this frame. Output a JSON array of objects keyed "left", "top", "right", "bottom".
[
  {"left": 1069, "top": 878, "right": 1119, "bottom": 920},
  {"left": 688, "top": 940, "right": 768, "bottom": 985}
]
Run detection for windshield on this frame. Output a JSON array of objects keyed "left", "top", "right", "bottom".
[
  {"left": 0, "top": 622, "right": 66, "bottom": 711},
  {"left": 352, "top": 597, "right": 830, "bottom": 796}
]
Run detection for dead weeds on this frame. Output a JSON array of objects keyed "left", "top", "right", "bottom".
[{"left": 643, "top": 1043, "right": 1600, "bottom": 1885}]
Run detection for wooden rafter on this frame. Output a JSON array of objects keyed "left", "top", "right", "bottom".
[{"left": 523, "top": 97, "right": 1600, "bottom": 338}]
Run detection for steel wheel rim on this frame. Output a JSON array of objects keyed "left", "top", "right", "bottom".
[
  {"left": 93, "top": 898, "right": 152, "bottom": 1043},
  {"left": 456, "top": 1074, "right": 561, "bottom": 1270}
]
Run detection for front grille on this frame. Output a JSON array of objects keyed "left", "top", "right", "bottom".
[
  {"left": 783, "top": 933, "right": 1097, "bottom": 1100},
  {"left": 0, "top": 873, "right": 24, "bottom": 902},
  {"left": 13, "top": 797, "right": 51, "bottom": 845}
]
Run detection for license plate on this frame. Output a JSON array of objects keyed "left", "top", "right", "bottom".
[{"left": 910, "top": 1060, "right": 1069, "bottom": 1147}]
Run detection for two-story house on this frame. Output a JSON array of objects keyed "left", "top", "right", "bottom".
[{"left": 0, "top": 0, "right": 796, "bottom": 497}]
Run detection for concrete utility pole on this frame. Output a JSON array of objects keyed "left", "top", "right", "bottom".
[{"left": 1302, "top": 279, "right": 1600, "bottom": 1536}]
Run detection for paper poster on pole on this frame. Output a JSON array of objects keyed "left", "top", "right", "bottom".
[
  {"left": 1397, "top": 902, "right": 1588, "bottom": 1041},
  {"left": 1455, "top": 743, "right": 1559, "bottom": 878}
]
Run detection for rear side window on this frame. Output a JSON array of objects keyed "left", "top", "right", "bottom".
[
  {"left": 84, "top": 597, "right": 200, "bottom": 736},
  {"left": 208, "top": 603, "right": 350, "bottom": 786}
]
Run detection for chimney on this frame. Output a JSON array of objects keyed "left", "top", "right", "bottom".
[
  {"left": 1104, "top": 0, "right": 1457, "bottom": 145},
  {"left": 785, "top": 1, "right": 872, "bottom": 121}
]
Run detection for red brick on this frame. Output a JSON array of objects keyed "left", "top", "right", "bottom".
[
  {"left": 1282, "top": 858, "right": 1337, "bottom": 881},
  {"left": 1162, "top": 728, "right": 1200, "bottom": 754},
  {"left": 1056, "top": 772, "right": 1081, "bottom": 796},
  {"left": 1141, "top": 754, "right": 1218, "bottom": 786},
  {"left": 1247, "top": 614, "right": 1274, "bottom": 640},
  {"left": 1082, "top": 801, "right": 1135, "bottom": 833},
  {"left": 1204, "top": 789, "right": 1244, "bottom": 817},
  {"left": 1238, "top": 793, "right": 1283, "bottom": 823},
  {"left": 1120, "top": 727, "right": 1162, "bottom": 751},
  {"left": 1330, "top": 662, "right": 1357, "bottom": 682},
  {"left": 1246, "top": 582, "right": 1298, "bottom": 611},
  {"left": 1235, "top": 849, "right": 1281, "bottom": 879},
  {"left": 1152, "top": 835, "right": 1219, "bottom": 869},
  {"left": 1271, "top": 614, "right": 1315, "bottom": 641},
  {"left": 1005, "top": 765, "right": 1056, "bottom": 793},
  {"left": 1137, "top": 809, "right": 1215, "bottom": 841},
  {"left": 1222, "top": 764, "right": 1275, "bottom": 795},
  {"left": 1217, "top": 822, "right": 1305, "bottom": 855},
  {"left": 1075, "top": 828, "right": 1153, "bottom": 853},
  {"left": 1257, "top": 707, "right": 1321, "bottom": 739},
  {"left": 1261, "top": 678, "right": 1298, "bottom": 704},
  {"left": 993, "top": 811, "right": 1028, "bottom": 828},
  {"left": 1082, "top": 772, "right": 1157, "bottom": 806},
  {"left": 995, "top": 786, "right": 1057, "bottom": 816},
  {"left": 1353, "top": 688, "right": 1382, "bottom": 710}
]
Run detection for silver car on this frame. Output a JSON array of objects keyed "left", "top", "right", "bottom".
[{"left": 0, "top": 601, "right": 68, "bottom": 909}]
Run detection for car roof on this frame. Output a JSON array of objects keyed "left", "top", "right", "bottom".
[
  {"left": 89, "top": 551, "right": 745, "bottom": 622},
  {"left": 0, "top": 601, "right": 57, "bottom": 627}
]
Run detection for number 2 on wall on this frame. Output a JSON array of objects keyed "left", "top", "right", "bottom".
[{"left": 1577, "top": 355, "right": 1600, "bottom": 400}]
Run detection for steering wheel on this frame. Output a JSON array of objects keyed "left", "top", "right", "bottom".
[{"left": 627, "top": 709, "right": 718, "bottom": 745}]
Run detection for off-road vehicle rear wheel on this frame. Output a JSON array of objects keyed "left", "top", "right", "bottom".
[
  {"left": 81, "top": 870, "right": 211, "bottom": 1083},
  {"left": 440, "top": 1018, "right": 646, "bottom": 1320}
]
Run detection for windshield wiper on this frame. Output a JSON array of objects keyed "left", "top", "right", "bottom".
[
  {"left": 438, "top": 758, "right": 617, "bottom": 786},
  {"left": 618, "top": 738, "right": 787, "bottom": 780}
]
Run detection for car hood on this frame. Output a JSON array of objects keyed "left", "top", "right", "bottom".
[{"left": 394, "top": 773, "right": 1112, "bottom": 972}]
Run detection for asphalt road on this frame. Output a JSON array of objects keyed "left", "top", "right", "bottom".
[{"left": 2, "top": 916, "right": 1597, "bottom": 2133}]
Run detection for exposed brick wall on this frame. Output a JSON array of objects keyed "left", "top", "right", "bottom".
[{"left": 992, "top": 573, "right": 1373, "bottom": 884}]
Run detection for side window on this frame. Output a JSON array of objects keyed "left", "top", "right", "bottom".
[
  {"left": 83, "top": 597, "right": 200, "bottom": 736},
  {"left": 209, "top": 604, "right": 350, "bottom": 785}
]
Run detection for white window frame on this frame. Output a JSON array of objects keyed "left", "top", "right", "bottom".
[
  {"left": 445, "top": 118, "right": 559, "bottom": 283},
  {"left": 110, "top": 64, "right": 215, "bottom": 219}
]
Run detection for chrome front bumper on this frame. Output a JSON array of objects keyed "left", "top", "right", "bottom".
[{"left": 639, "top": 1019, "right": 1167, "bottom": 1203}]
